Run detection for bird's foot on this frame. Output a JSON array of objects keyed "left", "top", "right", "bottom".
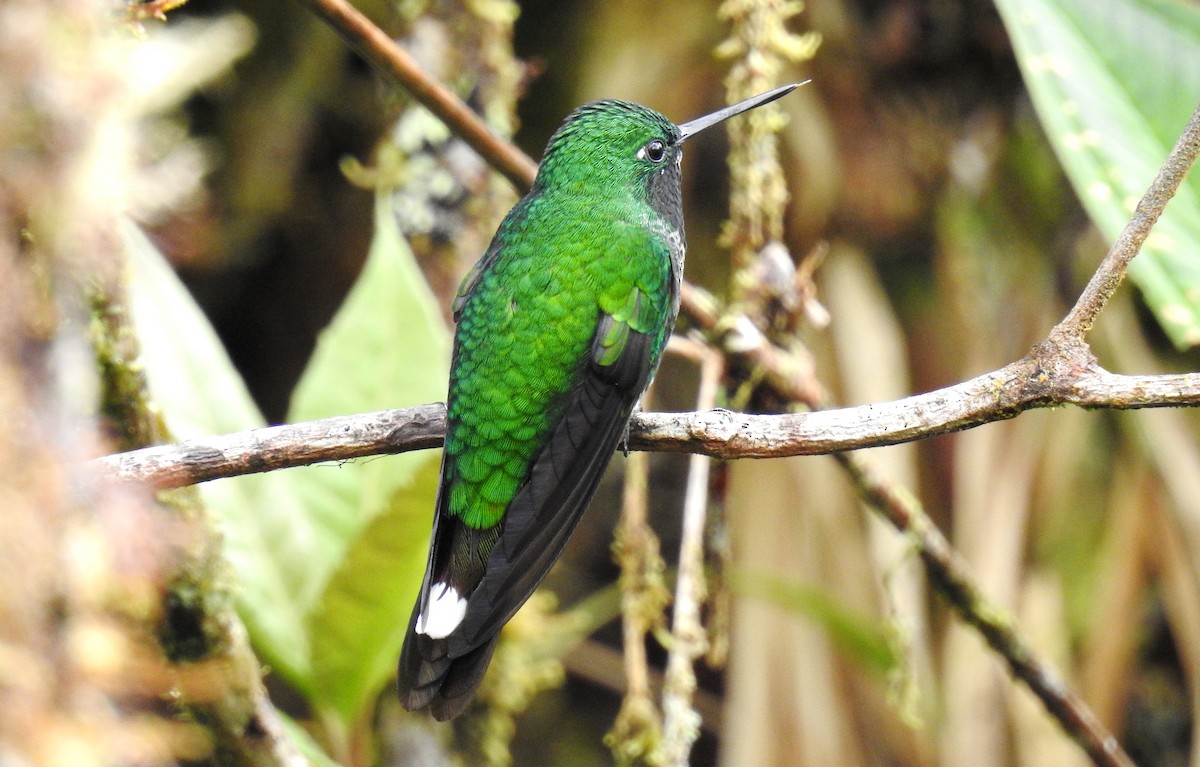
[{"left": 621, "top": 405, "right": 642, "bottom": 457}]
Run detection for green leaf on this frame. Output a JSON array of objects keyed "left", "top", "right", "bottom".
[
  {"left": 122, "top": 222, "right": 266, "bottom": 441},
  {"left": 308, "top": 457, "right": 439, "bottom": 719},
  {"left": 282, "top": 190, "right": 449, "bottom": 603},
  {"left": 993, "top": 0, "right": 1200, "bottom": 347},
  {"left": 729, "top": 568, "right": 898, "bottom": 673},
  {"left": 126, "top": 183, "right": 452, "bottom": 719},
  {"left": 284, "top": 190, "right": 450, "bottom": 719},
  {"left": 276, "top": 712, "right": 344, "bottom": 767},
  {"left": 123, "top": 221, "right": 313, "bottom": 684}
]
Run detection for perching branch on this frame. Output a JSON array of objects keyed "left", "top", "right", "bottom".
[
  {"left": 101, "top": 405, "right": 446, "bottom": 489},
  {"left": 97, "top": 361, "right": 1200, "bottom": 489}
]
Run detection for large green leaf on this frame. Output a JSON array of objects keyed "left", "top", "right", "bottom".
[
  {"left": 994, "top": 0, "right": 1200, "bottom": 347},
  {"left": 308, "top": 458, "right": 439, "bottom": 719},
  {"left": 285, "top": 190, "right": 450, "bottom": 720},
  {"left": 283, "top": 190, "right": 449, "bottom": 601},
  {"left": 124, "top": 222, "right": 313, "bottom": 685},
  {"left": 124, "top": 192, "right": 424, "bottom": 758},
  {"left": 126, "top": 185, "right": 452, "bottom": 717}
]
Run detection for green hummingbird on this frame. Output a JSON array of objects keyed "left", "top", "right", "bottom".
[{"left": 398, "top": 83, "right": 801, "bottom": 720}]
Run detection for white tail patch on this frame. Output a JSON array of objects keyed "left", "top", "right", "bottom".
[{"left": 417, "top": 583, "right": 468, "bottom": 639}]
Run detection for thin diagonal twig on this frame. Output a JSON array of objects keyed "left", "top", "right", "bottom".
[
  {"left": 835, "top": 453, "right": 1133, "bottom": 767},
  {"left": 1054, "top": 102, "right": 1200, "bottom": 338},
  {"left": 298, "top": 0, "right": 537, "bottom": 190}
]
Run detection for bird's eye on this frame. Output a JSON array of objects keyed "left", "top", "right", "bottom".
[{"left": 639, "top": 139, "right": 667, "bottom": 163}]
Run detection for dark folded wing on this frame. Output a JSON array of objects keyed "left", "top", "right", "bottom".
[{"left": 445, "top": 298, "right": 659, "bottom": 656}]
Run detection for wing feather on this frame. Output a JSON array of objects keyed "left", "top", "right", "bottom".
[
  {"left": 447, "top": 316, "right": 654, "bottom": 655},
  {"left": 398, "top": 225, "right": 679, "bottom": 716}
]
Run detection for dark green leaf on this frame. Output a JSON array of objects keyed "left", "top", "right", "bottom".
[{"left": 994, "top": 0, "right": 1200, "bottom": 347}]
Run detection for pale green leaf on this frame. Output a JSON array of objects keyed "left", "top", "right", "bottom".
[
  {"left": 729, "top": 568, "right": 897, "bottom": 673},
  {"left": 123, "top": 221, "right": 313, "bottom": 685},
  {"left": 994, "top": 0, "right": 1200, "bottom": 347},
  {"left": 276, "top": 712, "right": 344, "bottom": 767},
  {"left": 284, "top": 190, "right": 450, "bottom": 720},
  {"left": 308, "top": 457, "right": 439, "bottom": 719},
  {"left": 282, "top": 191, "right": 449, "bottom": 609},
  {"left": 125, "top": 181, "right": 453, "bottom": 717},
  {"left": 123, "top": 221, "right": 266, "bottom": 440}
]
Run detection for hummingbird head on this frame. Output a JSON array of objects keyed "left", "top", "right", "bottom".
[
  {"left": 532, "top": 83, "right": 804, "bottom": 233},
  {"left": 536, "top": 100, "right": 686, "bottom": 232}
]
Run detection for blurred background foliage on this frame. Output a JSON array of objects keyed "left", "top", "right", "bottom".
[{"left": 116, "top": 0, "right": 1200, "bottom": 764}]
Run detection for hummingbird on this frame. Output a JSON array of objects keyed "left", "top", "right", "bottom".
[{"left": 398, "top": 83, "right": 801, "bottom": 720}]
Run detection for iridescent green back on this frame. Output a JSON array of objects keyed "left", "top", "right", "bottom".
[{"left": 444, "top": 188, "right": 674, "bottom": 530}]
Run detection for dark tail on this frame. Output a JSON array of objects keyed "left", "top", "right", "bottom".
[{"left": 397, "top": 605, "right": 500, "bottom": 721}]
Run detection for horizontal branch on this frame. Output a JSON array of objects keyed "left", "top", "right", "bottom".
[
  {"left": 95, "top": 354, "right": 1200, "bottom": 490},
  {"left": 101, "top": 405, "right": 445, "bottom": 489},
  {"left": 640, "top": 362, "right": 1200, "bottom": 458}
]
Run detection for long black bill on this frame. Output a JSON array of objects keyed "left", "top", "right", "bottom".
[{"left": 677, "top": 81, "right": 807, "bottom": 142}]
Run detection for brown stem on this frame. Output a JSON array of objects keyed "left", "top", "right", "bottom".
[
  {"left": 834, "top": 454, "right": 1134, "bottom": 767},
  {"left": 607, "top": 386, "right": 668, "bottom": 765},
  {"left": 660, "top": 347, "right": 723, "bottom": 767},
  {"left": 297, "top": 0, "right": 537, "bottom": 190}
]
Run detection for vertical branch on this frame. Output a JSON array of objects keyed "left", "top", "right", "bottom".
[
  {"left": 618, "top": 450, "right": 655, "bottom": 700},
  {"left": 716, "top": 0, "right": 820, "bottom": 305},
  {"left": 702, "top": 4, "right": 819, "bottom": 764},
  {"left": 660, "top": 346, "right": 724, "bottom": 767},
  {"left": 607, "top": 389, "right": 671, "bottom": 765}
]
